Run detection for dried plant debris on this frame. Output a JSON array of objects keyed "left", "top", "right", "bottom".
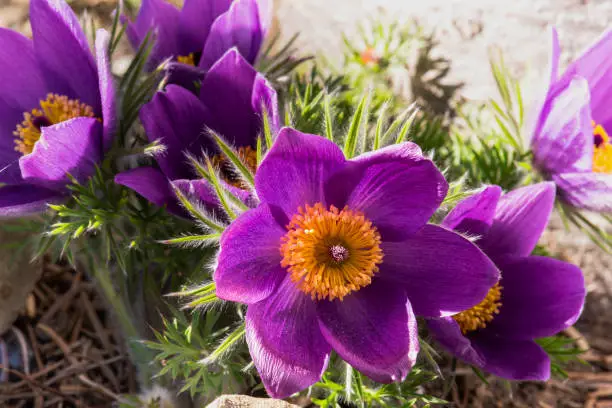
[{"left": 0, "top": 258, "right": 136, "bottom": 407}]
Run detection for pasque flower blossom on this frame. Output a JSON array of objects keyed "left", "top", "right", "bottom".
[
  {"left": 530, "top": 27, "right": 612, "bottom": 212},
  {"left": 214, "top": 128, "right": 500, "bottom": 398},
  {"left": 115, "top": 48, "right": 278, "bottom": 215},
  {"left": 429, "top": 183, "right": 586, "bottom": 380},
  {"left": 0, "top": 0, "right": 115, "bottom": 216},
  {"left": 125, "top": 0, "right": 270, "bottom": 79}
]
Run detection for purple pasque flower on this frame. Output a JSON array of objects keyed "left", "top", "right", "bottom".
[
  {"left": 125, "top": 0, "right": 270, "bottom": 74},
  {"left": 0, "top": 0, "right": 115, "bottom": 217},
  {"left": 529, "top": 27, "right": 612, "bottom": 212},
  {"left": 214, "top": 128, "right": 500, "bottom": 398},
  {"left": 115, "top": 48, "right": 278, "bottom": 215},
  {"left": 429, "top": 183, "right": 586, "bottom": 381}
]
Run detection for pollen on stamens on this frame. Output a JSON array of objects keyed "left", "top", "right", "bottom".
[
  {"left": 211, "top": 146, "right": 258, "bottom": 189},
  {"left": 280, "top": 203, "right": 384, "bottom": 301},
  {"left": 177, "top": 53, "right": 196, "bottom": 66},
  {"left": 452, "top": 283, "right": 503, "bottom": 334},
  {"left": 14, "top": 93, "right": 96, "bottom": 155},
  {"left": 592, "top": 122, "right": 612, "bottom": 174}
]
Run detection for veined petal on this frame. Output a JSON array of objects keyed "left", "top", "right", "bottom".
[
  {"left": 255, "top": 128, "right": 346, "bottom": 218},
  {"left": 178, "top": 0, "right": 232, "bottom": 55},
  {"left": 215, "top": 203, "right": 287, "bottom": 304},
  {"left": 479, "top": 182, "right": 556, "bottom": 259},
  {"left": 442, "top": 185, "right": 502, "bottom": 237},
  {"left": 126, "top": 0, "right": 180, "bottom": 68},
  {"left": 487, "top": 255, "right": 585, "bottom": 340},
  {"left": 30, "top": 0, "right": 99, "bottom": 111},
  {"left": 553, "top": 172, "right": 612, "bottom": 213},
  {"left": 246, "top": 277, "right": 331, "bottom": 399},
  {"left": 561, "top": 29, "right": 612, "bottom": 130},
  {"left": 199, "top": 0, "right": 264, "bottom": 70},
  {"left": 0, "top": 184, "right": 63, "bottom": 217},
  {"left": 19, "top": 117, "right": 102, "bottom": 189},
  {"left": 95, "top": 29, "right": 116, "bottom": 152},
  {"left": 531, "top": 76, "right": 593, "bottom": 174},
  {"left": 380, "top": 225, "right": 500, "bottom": 318},
  {"left": 316, "top": 280, "right": 418, "bottom": 383},
  {"left": 140, "top": 85, "right": 214, "bottom": 180}
]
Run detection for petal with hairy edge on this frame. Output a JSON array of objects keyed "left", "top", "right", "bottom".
[
  {"left": 95, "top": 30, "right": 116, "bottom": 151},
  {"left": 246, "top": 277, "right": 331, "bottom": 398},
  {"left": 479, "top": 182, "right": 556, "bottom": 259},
  {"left": 317, "top": 280, "right": 418, "bottom": 383},
  {"left": 380, "top": 225, "right": 499, "bottom": 317}
]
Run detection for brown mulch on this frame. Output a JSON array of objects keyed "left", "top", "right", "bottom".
[{"left": 0, "top": 257, "right": 137, "bottom": 407}]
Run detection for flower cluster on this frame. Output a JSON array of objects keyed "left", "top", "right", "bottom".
[{"left": 0, "top": 0, "right": 601, "bottom": 404}]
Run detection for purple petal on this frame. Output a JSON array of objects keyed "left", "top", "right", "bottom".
[
  {"left": 331, "top": 154, "right": 447, "bottom": 241},
  {"left": 531, "top": 76, "right": 593, "bottom": 174},
  {"left": 30, "top": 0, "right": 99, "bottom": 111},
  {"left": 0, "top": 185, "right": 64, "bottom": 217},
  {"left": 215, "top": 203, "right": 287, "bottom": 304},
  {"left": 427, "top": 317, "right": 484, "bottom": 367},
  {"left": 140, "top": 85, "right": 214, "bottom": 180},
  {"left": 246, "top": 277, "right": 331, "bottom": 399},
  {"left": 487, "top": 255, "right": 585, "bottom": 340},
  {"left": 379, "top": 225, "right": 500, "bottom": 318},
  {"left": 199, "top": 49, "right": 261, "bottom": 147},
  {"left": 252, "top": 73, "right": 280, "bottom": 136},
  {"left": 20, "top": 118, "right": 102, "bottom": 189},
  {"left": 164, "top": 61, "right": 205, "bottom": 92},
  {"left": 470, "top": 335, "right": 550, "bottom": 381},
  {"left": 442, "top": 186, "right": 502, "bottom": 237},
  {"left": 561, "top": 29, "right": 612, "bottom": 130},
  {"left": 553, "top": 172, "right": 612, "bottom": 213},
  {"left": 126, "top": 0, "right": 180, "bottom": 68},
  {"left": 479, "top": 182, "right": 556, "bottom": 259},
  {"left": 255, "top": 128, "right": 346, "bottom": 217},
  {"left": 316, "top": 280, "right": 418, "bottom": 383},
  {"left": 177, "top": 0, "right": 231, "bottom": 55},
  {"left": 95, "top": 29, "right": 116, "bottom": 152},
  {"left": 0, "top": 28, "right": 49, "bottom": 184},
  {"left": 199, "top": 0, "right": 264, "bottom": 70},
  {"left": 115, "top": 167, "right": 183, "bottom": 215}
]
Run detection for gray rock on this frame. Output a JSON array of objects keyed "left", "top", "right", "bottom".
[{"left": 206, "top": 395, "right": 299, "bottom": 408}]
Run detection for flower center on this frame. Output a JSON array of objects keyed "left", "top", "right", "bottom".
[
  {"left": 593, "top": 122, "right": 612, "bottom": 173},
  {"left": 177, "top": 53, "right": 196, "bottom": 66},
  {"left": 14, "top": 93, "right": 96, "bottom": 155},
  {"left": 452, "top": 283, "right": 502, "bottom": 334},
  {"left": 280, "top": 203, "right": 383, "bottom": 301},
  {"left": 211, "top": 146, "right": 258, "bottom": 189}
]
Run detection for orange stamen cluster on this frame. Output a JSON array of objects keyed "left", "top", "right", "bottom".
[
  {"left": 453, "top": 283, "right": 503, "bottom": 334},
  {"left": 593, "top": 123, "right": 612, "bottom": 173},
  {"left": 280, "top": 203, "right": 384, "bottom": 301},
  {"left": 177, "top": 53, "right": 196, "bottom": 66},
  {"left": 212, "top": 146, "right": 258, "bottom": 188},
  {"left": 360, "top": 47, "right": 380, "bottom": 65},
  {"left": 14, "top": 93, "right": 96, "bottom": 155}
]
